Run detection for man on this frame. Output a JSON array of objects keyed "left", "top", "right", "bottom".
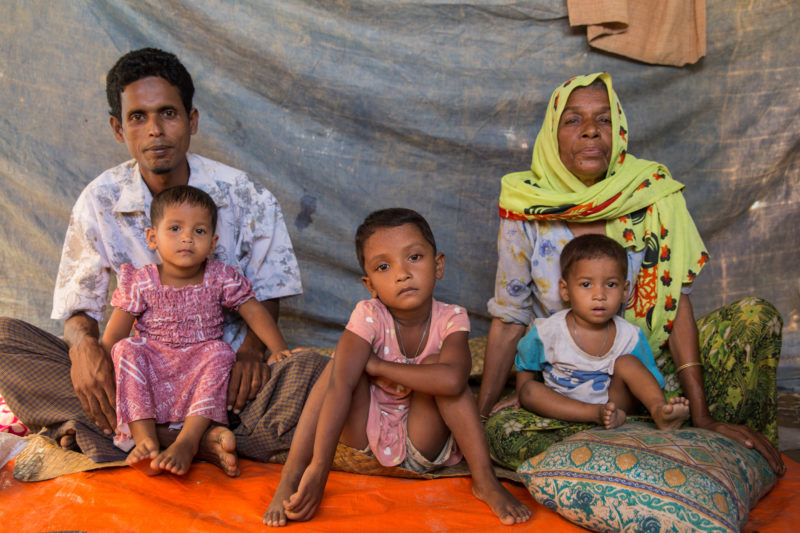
[{"left": 0, "top": 48, "right": 326, "bottom": 476}]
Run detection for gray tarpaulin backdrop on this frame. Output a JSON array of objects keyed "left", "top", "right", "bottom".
[{"left": 2, "top": 2, "right": 798, "bottom": 364}]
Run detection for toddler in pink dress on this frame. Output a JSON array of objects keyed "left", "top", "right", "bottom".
[{"left": 102, "top": 185, "right": 290, "bottom": 476}]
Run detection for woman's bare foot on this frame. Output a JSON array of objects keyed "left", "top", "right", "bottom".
[
  {"left": 282, "top": 465, "right": 327, "bottom": 523},
  {"left": 263, "top": 470, "right": 304, "bottom": 527},
  {"left": 471, "top": 477, "right": 531, "bottom": 525},
  {"left": 196, "top": 425, "right": 239, "bottom": 477},
  {"left": 599, "top": 402, "right": 626, "bottom": 429},
  {"left": 152, "top": 438, "right": 199, "bottom": 475},
  {"left": 127, "top": 436, "right": 161, "bottom": 476},
  {"left": 652, "top": 397, "right": 690, "bottom": 430}
]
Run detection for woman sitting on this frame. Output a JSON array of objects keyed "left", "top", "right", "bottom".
[{"left": 477, "top": 72, "right": 785, "bottom": 475}]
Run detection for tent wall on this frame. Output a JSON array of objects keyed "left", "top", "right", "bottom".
[{"left": 1, "top": 1, "right": 798, "bottom": 359}]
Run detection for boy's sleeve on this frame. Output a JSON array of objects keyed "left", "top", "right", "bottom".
[
  {"left": 514, "top": 325, "right": 545, "bottom": 372},
  {"left": 631, "top": 329, "right": 665, "bottom": 387},
  {"left": 441, "top": 304, "right": 470, "bottom": 339}
]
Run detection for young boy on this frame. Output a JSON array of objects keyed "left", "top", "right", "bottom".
[{"left": 515, "top": 234, "right": 690, "bottom": 429}]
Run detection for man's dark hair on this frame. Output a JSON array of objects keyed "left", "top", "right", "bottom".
[
  {"left": 150, "top": 185, "right": 218, "bottom": 233},
  {"left": 106, "top": 48, "right": 194, "bottom": 122},
  {"left": 355, "top": 208, "right": 437, "bottom": 273},
  {"left": 560, "top": 234, "right": 627, "bottom": 280}
]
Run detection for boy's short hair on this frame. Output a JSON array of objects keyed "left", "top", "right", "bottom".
[
  {"left": 560, "top": 234, "right": 627, "bottom": 280},
  {"left": 106, "top": 48, "right": 194, "bottom": 122},
  {"left": 355, "top": 208, "right": 437, "bottom": 272},
  {"left": 150, "top": 185, "right": 218, "bottom": 233}
]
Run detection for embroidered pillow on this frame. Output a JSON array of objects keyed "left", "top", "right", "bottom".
[{"left": 517, "top": 422, "right": 775, "bottom": 533}]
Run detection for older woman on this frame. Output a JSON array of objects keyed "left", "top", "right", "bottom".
[{"left": 478, "top": 72, "right": 785, "bottom": 474}]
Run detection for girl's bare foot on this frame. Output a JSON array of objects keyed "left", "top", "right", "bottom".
[
  {"left": 283, "top": 465, "right": 327, "bottom": 523},
  {"left": 653, "top": 397, "right": 690, "bottom": 430},
  {"left": 599, "top": 402, "right": 626, "bottom": 429},
  {"left": 127, "top": 437, "right": 161, "bottom": 476},
  {"left": 263, "top": 470, "right": 304, "bottom": 527},
  {"left": 471, "top": 477, "right": 532, "bottom": 525},
  {"left": 196, "top": 425, "right": 239, "bottom": 477},
  {"left": 153, "top": 438, "right": 198, "bottom": 475}
]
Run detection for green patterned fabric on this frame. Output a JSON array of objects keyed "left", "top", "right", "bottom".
[
  {"left": 486, "top": 297, "right": 782, "bottom": 470},
  {"left": 517, "top": 422, "right": 776, "bottom": 533}
]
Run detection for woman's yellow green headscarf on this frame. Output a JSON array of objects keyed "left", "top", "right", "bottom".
[{"left": 498, "top": 72, "right": 708, "bottom": 361}]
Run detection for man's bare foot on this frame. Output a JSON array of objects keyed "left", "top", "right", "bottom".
[
  {"left": 59, "top": 429, "right": 78, "bottom": 450},
  {"left": 127, "top": 437, "right": 162, "bottom": 476},
  {"left": 152, "top": 439, "right": 198, "bottom": 475},
  {"left": 471, "top": 477, "right": 531, "bottom": 525},
  {"left": 653, "top": 397, "right": 690, "bottom": 430},
  {"left": 282, "top": 465, "right": 327, "bottom": 523},
  {"left": 263, "top": 471, "right": 304, "bottom": 527},
  {"left": 196, "top": 425, "right": 239, "bottom": 477},
  {"left": 599, "top": 402, "right": 626, "bottom": 429}
]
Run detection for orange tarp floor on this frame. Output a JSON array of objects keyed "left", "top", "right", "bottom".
[{"left": 1, "top": 457, "right": 798, "bottom": 532}]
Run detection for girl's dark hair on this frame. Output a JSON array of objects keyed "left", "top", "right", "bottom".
[
  {"left": 355, "top": 208, "right": 436, "bottom": 272},
  {"left": 106, "top": 48, "right": 194, "bottom": 122},
  {"left": 150, "top": 185, "right": 217, "bottom": 232},
  {"left": 560, "top": 234, "right": 627, "bottom": 280}
]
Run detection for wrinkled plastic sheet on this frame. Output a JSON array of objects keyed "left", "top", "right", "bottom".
[{"left": 1, "top": 1, "right": 798, "bottom": 358}]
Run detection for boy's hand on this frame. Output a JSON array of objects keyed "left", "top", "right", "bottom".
[{"left": 267, "top": 349, "right": 293, "bottom": 365}]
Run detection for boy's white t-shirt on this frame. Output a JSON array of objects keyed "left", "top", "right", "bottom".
[{"left": 515, "top": 309, "right": 664, "bottom": 404}]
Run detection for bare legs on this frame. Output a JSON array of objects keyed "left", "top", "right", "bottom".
[
  {"left": 519, "top": 354, "right": 689, "bottom": 430},
  {"left": 263, "top": 359, "right": 531, "bottom": 527}
]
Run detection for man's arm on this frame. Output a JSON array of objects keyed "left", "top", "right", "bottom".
[
  {"left": 64, "top": 312, "right": 117, "bottom": 433},
  {"left": 227, "top": 298, "right": 280, "bottom": 413}
]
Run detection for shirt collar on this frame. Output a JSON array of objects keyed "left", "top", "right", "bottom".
[{"left": 113, "top": 153, "right": 228, "bottom": 214}]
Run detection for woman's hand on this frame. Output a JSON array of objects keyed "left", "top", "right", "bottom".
[{"left": 694, "top": 414, "right": 786, "bottom": 475}]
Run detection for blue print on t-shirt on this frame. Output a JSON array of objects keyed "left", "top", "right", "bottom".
[{"left": 543, "top": 363, "right": 609, "bottom": 391}]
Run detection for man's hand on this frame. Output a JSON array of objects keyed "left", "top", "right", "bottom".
[
  {"left": 69, "top": 336, "right": 117, "bottom": 434},
  {"left": 227, "top": 345, "right": 270, "bottom": 414}
]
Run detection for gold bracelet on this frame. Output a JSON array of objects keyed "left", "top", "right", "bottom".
[{"left": 675, "top": 361, "right": 703, "bottom": 374}]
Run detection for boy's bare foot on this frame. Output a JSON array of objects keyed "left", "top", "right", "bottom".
[
  {"left": 653, "top": 397, "right": 690, "bottom": 430},
  {"left": 472, "top": 477, "right": 532, "bottom": 525},
  {"left": 127, "top": 436, "right": 161, "bottom": 476},
  {"left": 196, "top": 425, "right": 239, "bottom": 477},
  {"left": 282, "top": 465, "right": 327, "bottom": 523},
  {"left": 599, "top": 402, "right": 626, "bottom": 429},
  {"left": 263, "top": 470, "right": 304, "bottom": 527},
  {"left": 152, "top": 439, "right": 198, "bottom": 475}
]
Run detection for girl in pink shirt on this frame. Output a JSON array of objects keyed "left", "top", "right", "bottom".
[
  {"left": 101, "top": 185, "right": 289, "bottom": 476},
  {"left": 264, "top": 208, "right": 531, "bottom": 527}
]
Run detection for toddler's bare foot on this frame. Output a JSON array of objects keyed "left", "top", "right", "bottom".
[
  {"left": 152, "top": 438, "right": 198, "bottom": 475},
  {"left": 196, "top": 425, "right": 239, "bottom": 477},
  {"left": 263, "top": 471, "right": 304, "bottom": 527},
  {"left": 127, "top": 437, "right": 161, "bottom": 476},
  {"left": 599, "top": 402, "right": 626, "bottom": 429},
  {"left": 472, "top": 477, "right": 531, "bottom": 525},
  {"left": 283, "top": 466, "right": 327, "bottom": 523},
  {"left": 653, "top": 397, "right": 690, "bottom": 430}
]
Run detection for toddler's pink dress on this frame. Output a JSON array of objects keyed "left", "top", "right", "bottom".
[{"left": 110, "top": 259, "right": 254, "bottom": 439}]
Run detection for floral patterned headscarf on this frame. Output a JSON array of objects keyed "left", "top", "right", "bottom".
[{"left": 498, "top": 72, "right": 708, "bottom": 361}]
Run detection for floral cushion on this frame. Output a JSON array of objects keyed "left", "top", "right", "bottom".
[
  {"left": 0, "top": 395, "right": 28, "bottom": 436},
  {"left": 517, "top": 422, "right": 775, "bottom": 533}
]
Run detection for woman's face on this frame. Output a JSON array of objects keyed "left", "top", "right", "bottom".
[{"left": 557, "top": 86, "right": 612, "bottom": 186}]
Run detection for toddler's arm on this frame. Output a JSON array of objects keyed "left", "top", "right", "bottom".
[
  {"left": 238, "top": 298, "right": 289, "bottom": 355},
  {"left": 100, "top": 308, "right": 136, "bottom": 355},
  {"left": 365, "top": 331, "right": 470, "bottom": 396}
]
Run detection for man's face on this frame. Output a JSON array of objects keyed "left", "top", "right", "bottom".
[{"left": 109, "top": 76, "right": 197, "bottom": 187}]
